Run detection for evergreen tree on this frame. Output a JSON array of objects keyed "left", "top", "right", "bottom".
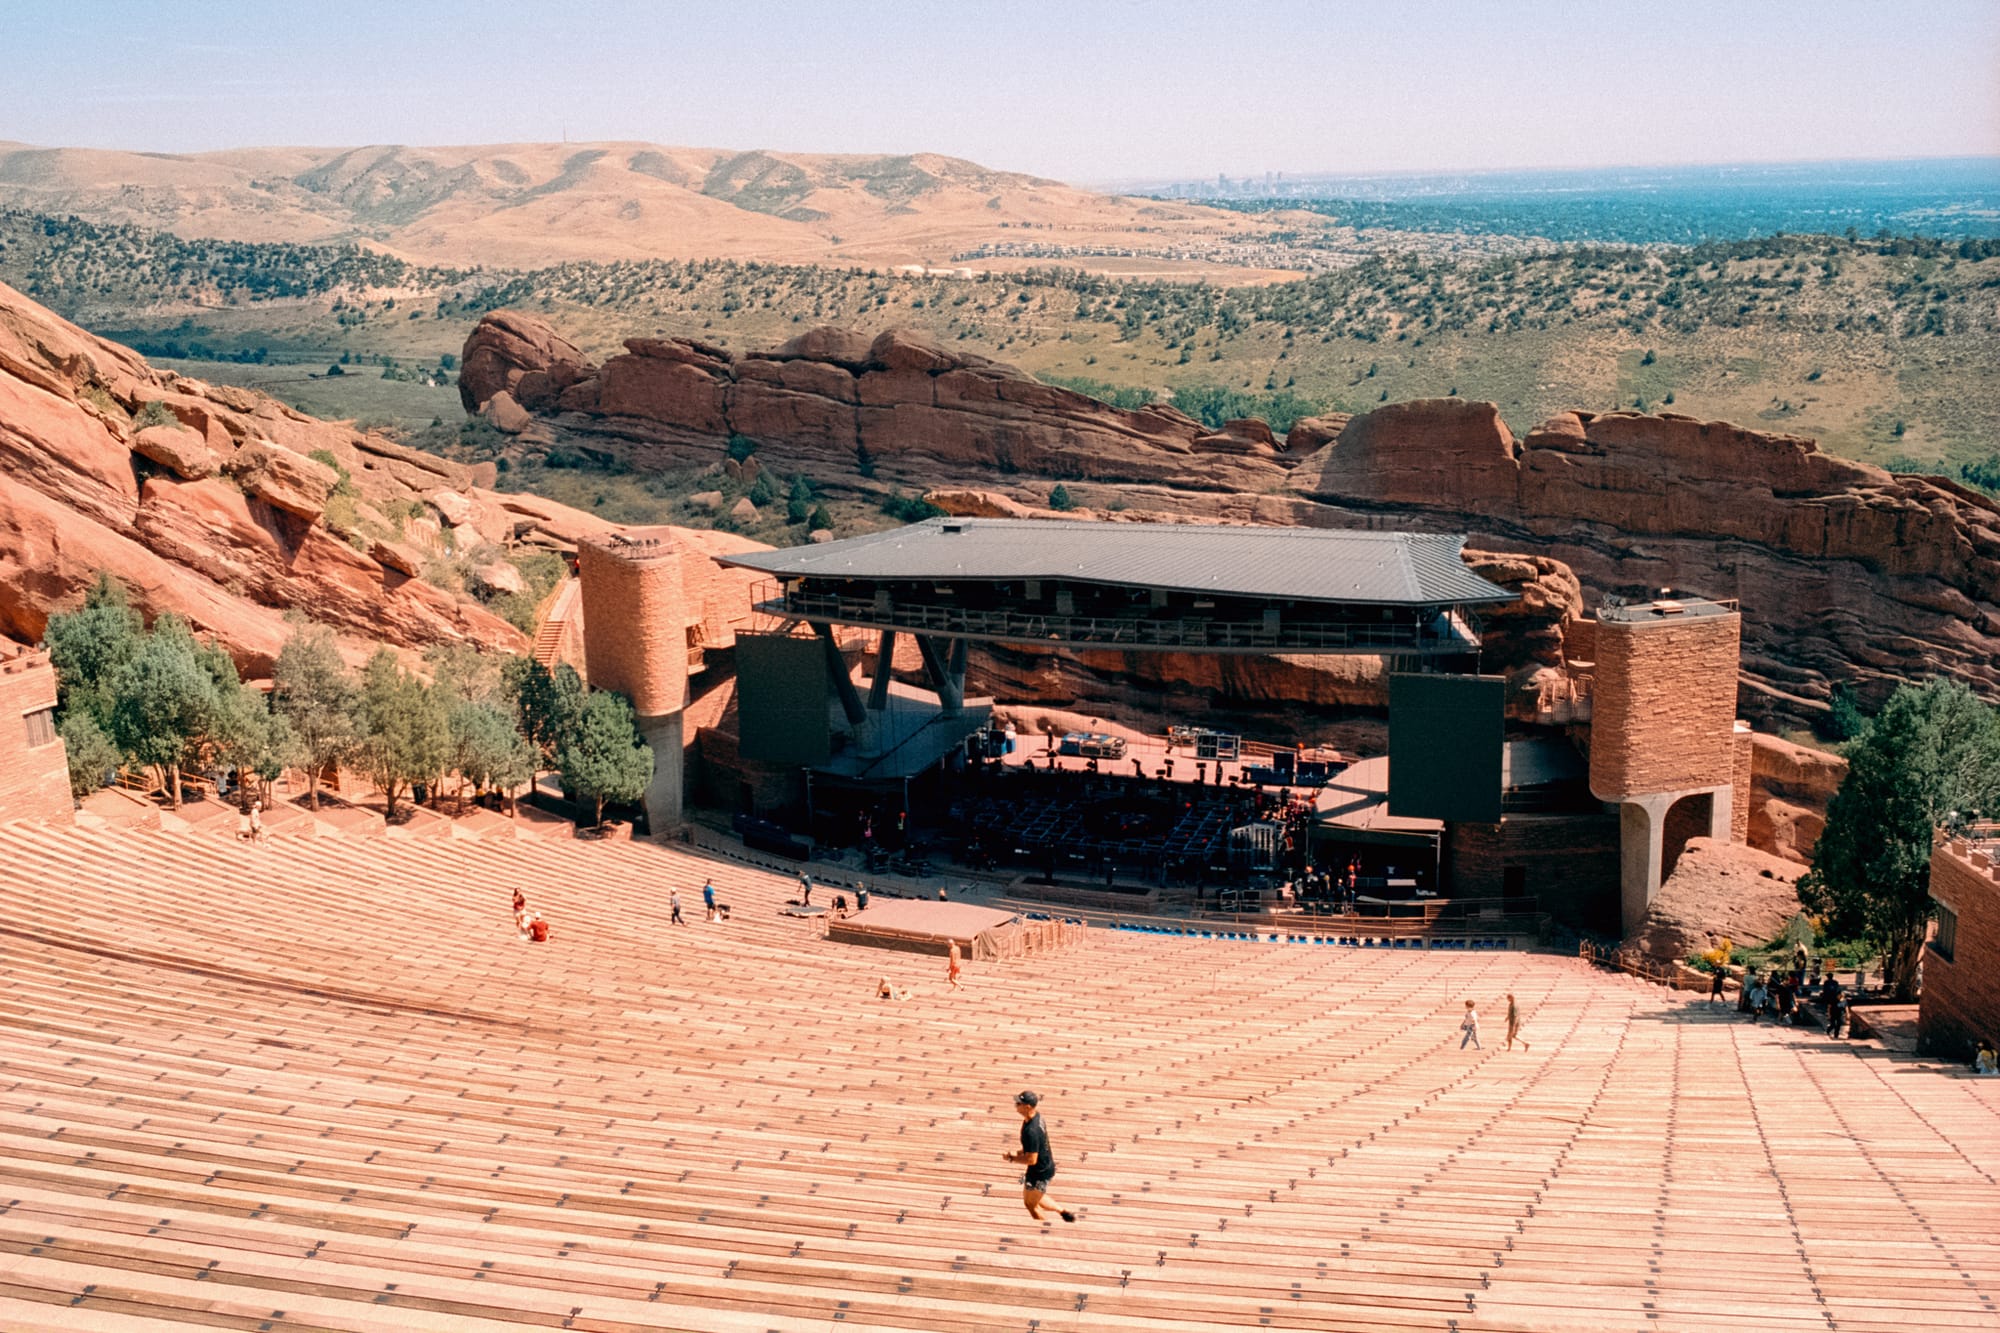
[
  {"left": 272, "top": 625, "right": 359, "bottom": 810},
  {"left": 449, "top": 701, "right": 537, "bottom": 808},
  {"left": 59, "top": 713, "right": 121, "bottom": 799},
  {"left": 508, "top": 659, "right": 587, "bottom": 768},
  {"left": 356, "top": 650, "right": 451, "bottom": 821},
  {"left": 559, "top": 691, "right": 653, "bottom": 828},
  {"left": 1048, "top": 484, "right": 1076, "bottom": 511},
  {"left": 108, "top": 615, "right": 217, "bottom": 807},
  {"left": 786, "top": 476, "right": 814, "bottom": 525},
  {"left": 44, "top": 573, "right": 144, "bottom": 729},
  {"left": 1799, "top": 679, "right": 2000, "bottom": 1000}
]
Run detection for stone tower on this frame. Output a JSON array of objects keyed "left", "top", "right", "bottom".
[
  {"left": 578, "top": 528, "right": 690, "bottom": 832},
  {"left": 1587, "top": 598, "right": 1748, "bottom": 935}
]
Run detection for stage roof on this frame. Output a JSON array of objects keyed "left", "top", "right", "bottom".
[{"left": 720, "top": 518, "right": 1515, "bottom": 607}]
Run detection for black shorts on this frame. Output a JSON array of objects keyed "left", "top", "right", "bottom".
[{"left": 1022, "top": 1173, "right": 1055, "bottom": 1191}]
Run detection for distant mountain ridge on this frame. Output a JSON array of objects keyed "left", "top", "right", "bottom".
[{"left": 0, "top": 140, "right": 1260, "bottom": 270}]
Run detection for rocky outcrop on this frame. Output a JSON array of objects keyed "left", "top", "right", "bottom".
[
  {"left": 1630, "top": 837, "right": 1803, "bottom": 964},
  {"left": 469, "top": 311, "right": 2000, "bottom": 728},
  {"left": 0, "top": 279, "right": 539, "bottom": 671},
  {"left": 1748, "top": 733, "right": 1847, "bottom": 864}
]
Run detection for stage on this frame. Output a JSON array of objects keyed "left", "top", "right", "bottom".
[{"left": 826, "top": 897, "right": 1087, "bottom": 961}]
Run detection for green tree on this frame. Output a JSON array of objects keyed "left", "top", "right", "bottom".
[
  {"left": 211, "top": 680, "right": 299, "bottom": 810},
  {"left": 450, "top": 700, "right": 537, "bottom": 808},
  {"left": 272, "top": 625, "right": 359, "bottom": 810},
  {"left": 357, "top": 650, "right": 451, "bottom": 821},
  {"left": 559, "top": 691, "right": 654, "bottom": 828},
  {"left": 1799, "top": 679, "right": 2000, "bottom": 1001},
  {"left": 59, "top": 712, "right": 121, "bottom": 800},
  {"left": 108, "top": 614, "right": 217, "bottom": 807},
  {"left": 44, "top": 573, "right": 144, "bottom": 729},
  {"left": 507, "top": 658, "right": 586, "bottom": 768},
  {"left": 808, "top": 503, "right": 834, "bottom": 532},
  {"left": 1048, "top": 484, "right": 1076, "bottom": 512},
  {"left": 787, "top": 475, "right": 814, "bottom": 525}
]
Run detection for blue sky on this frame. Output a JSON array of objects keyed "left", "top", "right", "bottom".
[{"left": 3, "top": 0, "right": 1995, "bottom": 183}]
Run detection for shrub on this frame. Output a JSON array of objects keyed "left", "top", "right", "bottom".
[
  {"left": 726, "top": 434, "right": 757, "bottom": 462},
  {"left": 1048, "top": 484, "right": 1076, "bottom": 512},
  {"left": 134, "top": 400, "right": 178, "bottom": 429}
]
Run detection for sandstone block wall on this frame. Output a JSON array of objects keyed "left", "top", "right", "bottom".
[
  {"left": 578, "top": 532, "right": 688, "bottom": 719},
  {"left": 1445, "top": 812, "right": 1621, "bottom": 936},
  {"left": 0, "top": 648, "right": 71, "bottom": 823},
  {"left": 1588, "top": 610, "right": 1742, "bottom": 800},
  {"left": 1921, "top": 841, "right": 2000, "bottom": 1059},
  {"left": 1731, "top": 724, "right": 1754, "bottom": 843}
]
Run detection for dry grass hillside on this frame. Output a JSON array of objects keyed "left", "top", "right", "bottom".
[{"left": 0, "top": 140, "right": 1306, "bottom": 275}]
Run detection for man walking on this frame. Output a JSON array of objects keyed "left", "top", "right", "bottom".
[
  {"left": 1003, "top": 1091, "right": 1075, "bottom": 1224},
  {"left": 1709, "top": 966, "right": 1728, "bottom": 1004},
  {"left": 670, "top": 889, "right": 684, "bottom": 926},
  {"left": 1459, "top": 1000, "right": 1482, "bottom": 1050},
  {"left": 702, "top": 878, "right": 717, "bottom": 922},
  {"left": 798, "top": 872, "right": 813, "bottom": 906}
]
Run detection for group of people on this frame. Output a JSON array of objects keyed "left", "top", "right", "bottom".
[
  {"left": 1457, "top": 994, "right": 1530, "bottom": 1051},
  {"left": 668, "top": 879, "right": 724, "bottom": 925},
  {"left": 511, "top": 889, "right": 550, "bottom": 943},
  {"left": 1722, "top": 946, "right": 1850, "bottom": 1037}
]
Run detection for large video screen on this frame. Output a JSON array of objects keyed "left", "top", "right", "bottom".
[
  {"left": 1388, "top": 673, "right": 1504, "bottom": 824},
  {"left": 735, "top": 633, "right": 831, "bottom": 766}
]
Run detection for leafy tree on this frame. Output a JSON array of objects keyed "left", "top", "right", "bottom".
[
  {"left": 211, "top": 680, "right": 299, "bottom": 810},
  {"left": 727, "top": 434, "right": 757, "bottom": 462},
  {"left": 507, "top": 658, "right": 586, "bottom": 768},
  {"left": 748, "top": 470, "right": 778, "bottom": 507},
  {"left": 44, "top": 573, "right": 144, "bottom": 729},
  {"left": 1048, "top": 484, "right": 1076, "bottom": 512},
  {"left": 59, "top": 712, "right": 121, "bottom": 799},
  {"left": 449, "top": 701, "right": 538, "bottom": 807},
  {"left": 356, "top": 650, "right": 451, "bottom": 821},
  {"left": 108, "top": 614, "right": 217, "bottom": 807},
  {"left": 1799, "top": 679, "right": 2000, "bottom": 1000},
  {"left": 272, "top": 625, "right": 359, "bottom": 810},
  {"left": 559, "top": 691, "right": 654, "bottom": 828}
]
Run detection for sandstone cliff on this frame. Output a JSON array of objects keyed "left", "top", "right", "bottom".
[
  {"left": 0, "top": 281, "right": 549, "bottom": 670},
  {"left": 464, "top": 311, "right": 2000, "bottom": 729}
]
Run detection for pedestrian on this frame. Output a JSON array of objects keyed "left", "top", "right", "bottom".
[
  {"left": 1460, "top": 1000, "right": 1481, "bottom": 1050},
  {"left": 1504, "top": 993, "right": 1529, "bottom": 1051},
  {"left": 670, "top": 889, "right": 684, "bottom": 926},
  {"left": 798, "top": 872, "right": 812, "bottom": 906},
  {"left": 1748, "top": 976, "right": 1769, "bottom": 1021},
  {"left": 1976, "top": 1038, "right": 1999, "bottom": 1076},
  {"left": 1003, "top": 1091, "right": 1075, "bottom": 1223},
  {"left": 1825, "top": 989, "right": 1846, "bottom": 1039},
  {"left": 856, "top": 884, "right": 870, "bottom": 912},
  {"left": 948, "top": 940, "right": 963, "bottom": 990},
  {"left": 702, "top": 878, "right": 716, "bottom": 922},
  {"left": 1709, "top": 966, "right": 1728, "bottom": 1004}
]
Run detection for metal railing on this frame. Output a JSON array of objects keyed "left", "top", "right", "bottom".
[{"left": 759, "top": 588, "right": 1477, "bottom": 655}]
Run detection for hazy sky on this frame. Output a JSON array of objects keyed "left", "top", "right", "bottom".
[{"left": 4, "top": 0, "right": 1995, "bottom": 184}]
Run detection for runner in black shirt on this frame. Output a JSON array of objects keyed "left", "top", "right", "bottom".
[{"left": 1003, "top": 1091, "right": 1076, "bottom": 1223}]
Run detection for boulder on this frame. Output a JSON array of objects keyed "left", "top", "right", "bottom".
[
  {"left": 767, "top": 325, "right": 876, "bottom": 369},
  {"left": 131, "top": 424, "right": 219, "bottom": 480},
  {"left": 729, "top": 497, "right": 759, "bottom": 522},
  {"left": 471, "top": 560, "right": 527, "bottom": 597},
  {"left": 690, "top": 490, "right": 724, "bottom": 511},
  {"left": 867, "top": 327, "right": 957, "bottom": 373},
  {"left": 368, "top": 535, "right": 425, "bottom": 577},
  {"left": 458, "top": 309, "right": 584, "bottom": 412},
  {"left": 1629, "top": 837, "right": 1802, "bottom": 963},
  {"left": 1284, "top": 414, "right": 1349, "bottom": 453},
  {"left": 425, "top": 489, "right": 479, "bottom": 529},
  {"left": 224, "top": 440, "right": 339, "bottom": 520},
  {"left": 483, "top": 390, "right": 532, "bottom": 434},
  {"left": 925, "top": 488, "right": 1034, "bottom": 518},
  {"left": 810, "top": 528, "right": 836, "bottom": 543}
]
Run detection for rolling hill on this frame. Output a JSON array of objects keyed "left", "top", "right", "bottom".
[{"left": 0, "top": 140, "right": 1297, "bottom": 274}]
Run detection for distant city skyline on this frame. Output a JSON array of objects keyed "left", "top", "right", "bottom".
[{"left": 3, "top": 0, "right": 1995, "bottom": 185}]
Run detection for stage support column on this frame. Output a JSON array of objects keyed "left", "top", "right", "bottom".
[
  {"left": 917, "top": 635, "right": 965, "bottom": 713},
  {"left": 813, "top": 621, "right": 867, "bottom": 727},
  {"left": 867, "top": 629, "right": 896, "bottom": 712}
]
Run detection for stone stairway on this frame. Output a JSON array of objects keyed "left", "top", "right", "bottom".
[{"left": 0, "top": 815, "right": 1994, "bottom": 1331}]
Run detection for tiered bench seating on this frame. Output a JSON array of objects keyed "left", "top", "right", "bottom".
[{"left": 0, "top": 813, "right": 1994, "bottom": 1331}]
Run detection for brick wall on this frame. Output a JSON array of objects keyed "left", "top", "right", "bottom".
[
  {"left": 1921, "top": 840, "right": 2000, "bottom": 1059},
  {"left": 1446, "top": 812, "right": 1621, "bottom": 935},
  {"left": 0, "top": 648, "right": 72, "bottom": 824},
  {"left": 578, "top": 532, "right": 688, "bottom": 719},
  {"left": 1731, "top": 723, "right": 1753, "bottom": 842},
  {"left": 1588, "top": 610, "right": 1741, "bottom": 800}
]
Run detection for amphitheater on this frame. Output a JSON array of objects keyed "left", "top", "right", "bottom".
[{"left": 3, "top": 811, "right": 1997, "bottom": 1333}]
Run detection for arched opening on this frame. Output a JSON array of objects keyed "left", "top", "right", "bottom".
[{"left": 1661, "top": 792, "right": 1713, "bottom": 882}]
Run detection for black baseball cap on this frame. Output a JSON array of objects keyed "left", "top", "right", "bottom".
[{"left": 1015, "top": 1090, "right": 1039, "bottom": 1107}]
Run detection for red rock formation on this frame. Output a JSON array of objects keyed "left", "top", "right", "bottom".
[
  {"left": 1747, "top": 732, "right": 1847, "bottom": 865},
  {"left": 1630, "top": 836, "right": 1804, "bottom": 964},
  {"left": 0, "top": 280, "right": 536, "bottom": 670},
  {"left": 469, "top": 311, "right": 2000, "bottom": 728}
]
